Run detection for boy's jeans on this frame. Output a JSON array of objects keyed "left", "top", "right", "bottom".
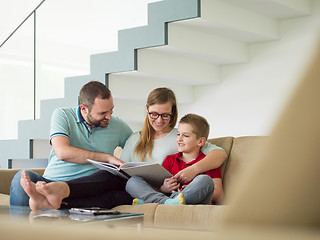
[{"left": 126, "top": 174, "right": 214, "bottom": 204}]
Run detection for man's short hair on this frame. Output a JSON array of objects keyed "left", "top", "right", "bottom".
[
  {"left": 79, "top": 81, "right": 111, "bottom": 110},
  {"left": 179, "top": 113, "right": 210, "bottom": 139}
]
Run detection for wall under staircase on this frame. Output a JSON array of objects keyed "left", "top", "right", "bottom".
[{"left": 0, "top": 0, "right": 318, "bottom": 168}]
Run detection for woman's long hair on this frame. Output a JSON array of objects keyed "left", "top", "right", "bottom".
[{"left": 134, "top": 88, "right": 178, "bottom": 161}]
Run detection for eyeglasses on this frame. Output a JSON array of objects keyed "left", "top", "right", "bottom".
[{"left": 147, "top": 111, "right": 172, "bottom": 121}]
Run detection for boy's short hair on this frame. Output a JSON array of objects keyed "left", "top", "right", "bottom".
[{"left": 179, "top": 114, "right": 210, "bottom": 139}]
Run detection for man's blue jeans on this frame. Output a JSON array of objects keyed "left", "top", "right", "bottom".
[{"left": 10, "top": 170, "right": 53, "bottom": 206}]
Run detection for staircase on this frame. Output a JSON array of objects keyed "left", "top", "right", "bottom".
[{"left": 0, "top": 0, "right": 315, "bottom": 168}]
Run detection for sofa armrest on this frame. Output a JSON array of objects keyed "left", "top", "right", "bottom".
[{"left": 0, "top": 168, "right": 45, "bottom": 195}]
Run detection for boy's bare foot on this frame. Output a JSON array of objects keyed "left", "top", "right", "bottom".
[
  {"left": 35, "top": 181, "right": 70, "bottom": 210},
  {"left": 20, "top": 170, "right": 55, "bottom": 210}
]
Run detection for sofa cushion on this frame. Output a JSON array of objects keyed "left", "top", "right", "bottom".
[
  {"left": 0, "top": 194, "right": 9, "bottom": 206},
  {"left": 222, "top": 136, "right": 267, "bottom": 198},
  {"left": 208, "top": 136, "right": 234, "bottom": 178},
  {"left": 0, "top": 169, "right": 22, "bottom": 195},
  {"left": 0, "top": 168, "right": 45, "bottom": 195}
]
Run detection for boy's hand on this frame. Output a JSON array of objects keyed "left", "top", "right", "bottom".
[
  {"left": 178, "top": 184, "right": 187, "bottom": 192},
  {"left": 174, "top": 166, "right": 198, "bottom": 184},
  {"left": 160, "top": 177, "right": 180, "bottom": 193}
]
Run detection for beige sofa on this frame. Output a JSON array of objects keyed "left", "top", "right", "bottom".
[{"left": 0, "top": 136, "right": 266, "bottom": 230}]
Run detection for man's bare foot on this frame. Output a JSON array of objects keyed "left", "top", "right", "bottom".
[
  {"left": 20, "top": 170, "right": 55, "bottom": 210},
  {"left": 35, "top": 181, "right": 70, "bottom": 210}
]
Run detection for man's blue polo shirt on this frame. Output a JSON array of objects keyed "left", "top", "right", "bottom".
[{"left": 43, "top": 106, "right": 133, "bottom": 182}]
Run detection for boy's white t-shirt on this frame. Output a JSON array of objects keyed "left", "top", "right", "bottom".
[{"left": 120, "top": 128, "right": 224, "bottom": 165}]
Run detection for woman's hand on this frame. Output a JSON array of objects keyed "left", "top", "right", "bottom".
[
  {"left": 174, "top": 166, "right": 198, "bottom": 185},
  {"left": 160, "top": 177, "right": 180, "bottom": 193}
]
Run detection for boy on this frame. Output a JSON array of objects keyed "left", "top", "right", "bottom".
[{"left": 125, "top": 113, "right": 224, "bottom": 205}]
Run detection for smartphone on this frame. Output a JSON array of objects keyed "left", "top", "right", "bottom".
[{"left": 69, "top": 207, "right": 120, "bottom": 216}]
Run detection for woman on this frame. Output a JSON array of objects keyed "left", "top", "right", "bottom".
[
  {"left": 121, "top": 87, "right": 226, "bottom": 183},
  {"left": 20, "top": 88, "right": 227, "bottom": 210}
]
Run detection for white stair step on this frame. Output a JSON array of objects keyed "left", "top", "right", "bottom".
[
  {"left": 64, "top": 75, "right": 92, "bottom": 104},
  {"left": 39, "top": 75, "right": 90, "bottom": 120},
  {"left": 30, "top": 139, "right": 51, "bottom": 158},
  {"left": 168, "top": 21, "right": 249, "bottom": 64},
  {"left": 137, "top": 46, "right": 220, "bottom": 85},
  {"left": 0, "top": 139, "right": 30, "bottom": 168},
  {"left": 181, "top": 0, "right": 279, "bottom": 43},
  {"left": 223, "top": 0, "right": 312, "bottom": 19},
  {"left": 18, "top": 119, "right": 50, "bottom": 140},
  {"left": 109, "top": 71, "right": 194, "bottom": 103},
  {"left": 39, "top": 98, "right": 72, "bottom": 121}
]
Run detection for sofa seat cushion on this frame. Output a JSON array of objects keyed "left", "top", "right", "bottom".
[
  {"left": 112, "top": 203, "right": 159, "bottom": 226},
  {"left": 153, "top": 204, "right": 228, "bottom": 230}
]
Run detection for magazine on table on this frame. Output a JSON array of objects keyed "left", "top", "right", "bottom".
[{"left": 87, "top": 159, "right": 172, "bottom": 187}]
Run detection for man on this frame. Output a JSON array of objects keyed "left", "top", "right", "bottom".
[{"left": 10, "top": 81, "right": 133, "bottom": 207}]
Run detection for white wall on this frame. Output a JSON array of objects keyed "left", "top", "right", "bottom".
[
  {"left": 180, "top": 1, "right": 320, "bottom": 138},
  {"left": 0, "top": 0, "right": 159, "bottom": 140}
]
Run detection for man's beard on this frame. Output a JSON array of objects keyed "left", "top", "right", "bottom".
[{"left": 87, "top": 113, "right": 108, "bottom": 128}]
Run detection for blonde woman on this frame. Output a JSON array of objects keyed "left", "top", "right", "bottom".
[{"left": 121, "top": 87, "right": 227, "bottom": 184}]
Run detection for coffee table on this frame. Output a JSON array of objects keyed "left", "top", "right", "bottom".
[{"left": 0, "top": 205, "right": 143, "bottom": 228}]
